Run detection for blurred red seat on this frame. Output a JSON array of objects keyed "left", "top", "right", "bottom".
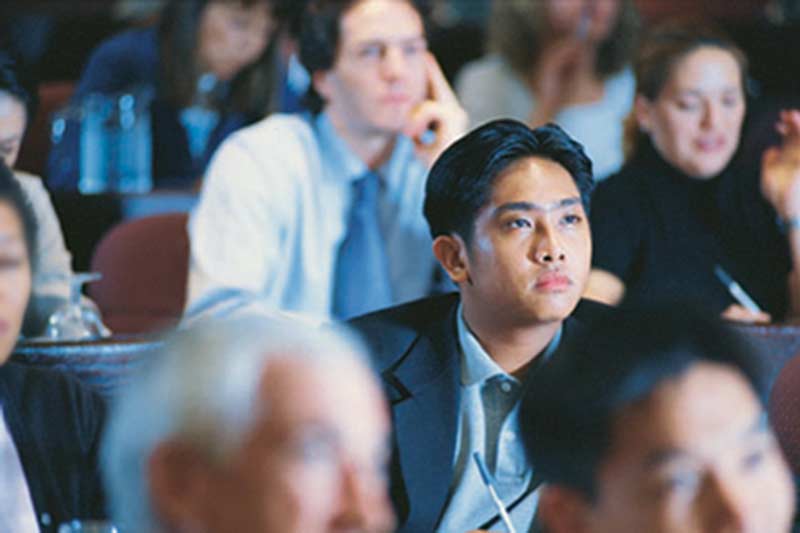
[
  {"left": 770, "top": 353, "right": 800, "bottom": 474},
  {"left": 88, "top": 212, "right": 189, "bottom": 334}
]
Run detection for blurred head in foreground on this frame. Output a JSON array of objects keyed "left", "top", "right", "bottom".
[
  {"left": 521, "top": 306, "right": 795, "bottom": 533},
  {"left": 102, "top": 316, "right": 395, "bottom": 533}
]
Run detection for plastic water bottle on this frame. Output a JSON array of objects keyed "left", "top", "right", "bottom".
[{"left": 78, "top": 94, "right": 109, "bottom": 194}]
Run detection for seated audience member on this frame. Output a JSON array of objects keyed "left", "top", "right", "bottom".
[
  {"left": 519, "top": 306, "right": 796, "bottom": 533},
  {"left": 47, "top": 0, "right": 283, "bottom": 189},
  {"left": 0, "top": 55, "right": 95, "bottom": 336},
  {"left": 0, "top": 163, "right": 107, "bottom": 530},
  {"left": 350, "top": 119, "right": 599, "bottom": 532},
  {"left": 456, "top": 0, "right": 639, "bottom": 180},
  {"left": 186, "top": 0, "right": 467, "bottom": 321},
  {"left": 586, "top": 22, "right": 800, "bottom": 323},
  {"left": 102, "top": 316, "right": 395, "bottom": 532}
]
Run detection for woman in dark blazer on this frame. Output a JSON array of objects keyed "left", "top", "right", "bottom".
[{"left": 0, "top": 160, "right": 106, "bottom": 531}]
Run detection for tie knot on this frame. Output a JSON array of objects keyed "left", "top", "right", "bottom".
[{"left": 352, "top": 171, "right": 381, "bottom": 205}]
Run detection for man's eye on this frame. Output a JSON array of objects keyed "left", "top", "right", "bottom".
[
  {"left": 658, "top": 471, "right": 700, "bottom": 496},
  {"left": 0, "top": 257, "right": 23, "bottom": 270},
  {"left": 506, "top": 218, "right": 532, "bottom": 229},
  {"left": 676, "top": 99, "right": 700, "bottom": 111},
  {"left": 562, "top": 213, "right": 582, "bottom": 226},
  {"left": 402, "top": 41, "right": 426, "bottom": 56},
  {"left": 359, "top": 45, "right": 383, "bottom": 59}
]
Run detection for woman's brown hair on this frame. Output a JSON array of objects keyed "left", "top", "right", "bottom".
[{"left": 624, "top": 20, "right": 749, "bottom": 158}]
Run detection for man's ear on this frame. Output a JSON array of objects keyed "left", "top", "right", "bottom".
[
  {"left": 147, "top": 440, "right": 215, "bottom": 530},
  {"left": 537, "top": 485, "right": 594, "bottom": 533},
  {"left": 312, "top": 69, "right": 333, "bottom": 102},
  {"left": 633, "top": 94, "right": 654, "bottom": 134},
  {"left": 432, "top": 234, "right": 470, "bottom": 285}
]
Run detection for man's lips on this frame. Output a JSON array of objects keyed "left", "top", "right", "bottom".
[{"left": 535, "top": 272, "right": 572, "bottom": 291}]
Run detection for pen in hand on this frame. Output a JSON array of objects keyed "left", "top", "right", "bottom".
[
  {"left": 713, "top": 265, "right": 763, "bottom": 314},
  {"left": 473, "top": 452, "right": 517, "bottom": 533}
]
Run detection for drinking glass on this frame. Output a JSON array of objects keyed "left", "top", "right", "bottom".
[
  {"left": 44, "top": 273, "right": 111, "bottom": 340},
  {"left": 57, "top": 520, "right": 119, "bottom": 533}
]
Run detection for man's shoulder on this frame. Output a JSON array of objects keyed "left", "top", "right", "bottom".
[
  {"left": 348, "top": 293, "right": 460, "bottom": 365},
  {"left": 226, "top": 113, "right": 317, "bottom": 150}
]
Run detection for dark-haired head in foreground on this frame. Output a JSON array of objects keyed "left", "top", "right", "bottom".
[
  {"left": 425, "top": 119, "right": 594, "bottom": 334},
  {"left": 520, "top": 306, "right": 795, "bottom": 533}
]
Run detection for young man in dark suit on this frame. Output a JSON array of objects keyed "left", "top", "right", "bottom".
[{"left": 350, "top": 119, "right": 598, "bottom": 533}]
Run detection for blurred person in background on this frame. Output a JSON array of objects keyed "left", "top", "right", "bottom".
[
  {"left": 47, "top": 0, "right": 289, "bottom": 190},
  {"left": 585, "top": 22, "right": 800, "bottom": 324},
  {"left": 0, "top": 162, "right": 107, "bottom": 531},
  {"left": 456, "top": 0, "right": 639, "bottom": 180},
  {"left": 185, "top": 0, "right": 467, "bottom": 322},
  {"left": 519, "top": 306, "right": 795, "bottom": 533},
  {"left": 103, "top": 316, "right": 395, "bottom": 533},
  {"left": 0, "top": 53, "right": 95, "bottom": 336}
]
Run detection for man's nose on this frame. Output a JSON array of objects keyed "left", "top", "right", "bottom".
[
  {"left": 380, "top": 46, "right": 408, "bottom": 80},
  {"left": 532, "top": 224, "right": 566, "bottom": 264},
  {"left": 334, "top": 462, "right": 396, "bottom": 532},
  {"left": 700, "top": 471, "right": 749, "bottom": 532}
]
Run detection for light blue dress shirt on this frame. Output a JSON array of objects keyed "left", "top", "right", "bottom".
[
  {"left": 186, "top": 112, "right": 435, "bottom": 321},
  {"left": 436, "top": 305, "right": 561, "bottom": 533}
]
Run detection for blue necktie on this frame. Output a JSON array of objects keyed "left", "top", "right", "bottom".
[{"left": 332, "top": 172, "right": 393, "bottom": 319}]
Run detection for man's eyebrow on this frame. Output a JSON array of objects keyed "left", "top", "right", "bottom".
[
  {"left": 642, "top": 413, "right": 770, "bottom": 470},
  {"left": 493, "top": 197, "right": 581, "bottom": 215}
]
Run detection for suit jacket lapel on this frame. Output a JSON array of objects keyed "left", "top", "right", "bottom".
[{"left": 386, "top": 301, "right": 461, "bottom": 532}]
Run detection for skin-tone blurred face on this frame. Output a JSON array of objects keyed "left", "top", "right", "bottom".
[
  {"left": 543, "top": 0, "right": 621, "bottom": 44},
  {"left": 183, "top": 355, "right": 395, "bottom": 533},
  {"left": 559, "top": 362, "right": 795, "bottom": 533},
  {"left": 458, "top": 157, "right": 591, "bottom": 327},
  {"left": 0, "top": 92, "right": 26, "bottom": 168},
  {"left": 314, "top": 0, "right": 429, "bottom": 137},
  {"left": 0, "top": 201, "right": 31, "bottom": 364},
  {"left": 196, "top": 1, "right": 275, "bottom": 81},
  {"left": 635, "top": 46, "right": 747, "bottom": 179}
]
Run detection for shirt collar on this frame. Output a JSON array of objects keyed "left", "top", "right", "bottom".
[
  {"left": 314, "top": 111, "right": 419, "bottom": 186},
  {"left": 457, "top": 302, "right": 563, "bottom": 387}
]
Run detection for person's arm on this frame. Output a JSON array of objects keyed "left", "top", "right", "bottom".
[
  {"left": 583, "top": 268, "right": 625, "bottom": 305},
  {"left": 15, "top": 173, "right": 85, "bottom": 335},
  {"left": 583, "top": 176, "right": 640, "bottom": 306},
  {"left": 760, "top": 109, "right": 800, "bottom": 318},
  {"left": 185, "top": 128, "right": 290, "bottom": 319}
]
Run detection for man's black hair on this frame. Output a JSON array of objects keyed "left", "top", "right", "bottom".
[
  {"left": 423, "top": 119, "right": 594, "bottom": 245},
  {"left": 298, "top": 0, "right": 430, "bottom": 114},
  {"left": 519, "top": 305, "right": 766, "bottom": 500}
]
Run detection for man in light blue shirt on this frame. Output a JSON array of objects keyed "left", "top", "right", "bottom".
[
  {"left": 186, "top": 0, "right": 467, "bottom": 321},
  {"left": 351, "top": 119, "right": 604, "bottom": 532}
]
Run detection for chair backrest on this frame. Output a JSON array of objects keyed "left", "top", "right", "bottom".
[
  {"left": 88, "top": 212, "right": 189, "bottom": 334},
  {"left": 770, "top": 353, "right": 800, "bottom": 474},
  {"left": 17, "top": 81, "right": 76, "bottom": 177}
]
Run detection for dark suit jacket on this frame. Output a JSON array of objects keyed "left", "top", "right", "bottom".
[
  {"left": 350, "top": 293, "right": 604, "bottom": 532},
  {"left": 0, "top": 362, "right": 107, "bottom": 531}
]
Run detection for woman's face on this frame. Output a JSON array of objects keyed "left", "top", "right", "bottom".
[
  {"left": 543, "top": 0, "right": 621, "bottom": 44},
  {"left": 0, "top": 201, "right": 30, "bottom": 364},
  {"left": 197, "top": 1, "right": 276, "bottom": 81},
  {"left": 635, "top": 46, "right": 746, "bottom": 179},
  {"left": 0, "top": 92, "right": 27, "bottom": 168}
]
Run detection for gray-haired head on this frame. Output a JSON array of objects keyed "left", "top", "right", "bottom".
[{"left": 101, "top": 315, "right": 374, "bottom": 532}]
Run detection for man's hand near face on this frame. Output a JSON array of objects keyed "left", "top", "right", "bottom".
[{"left": 404, "top": 52, "right": 468, "bottom": 168}]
